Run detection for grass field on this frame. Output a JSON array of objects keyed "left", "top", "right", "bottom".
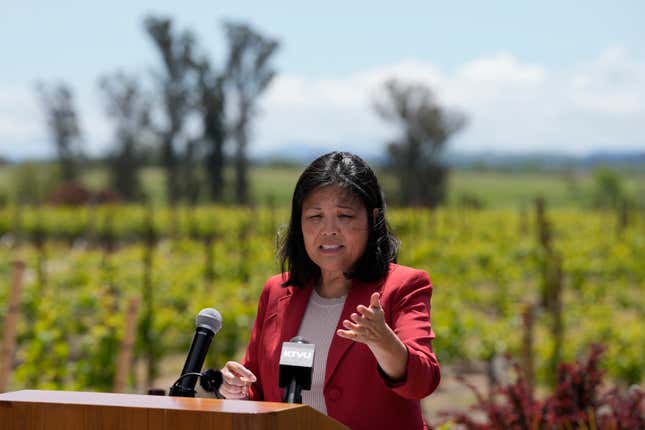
[{"left": 1, "top": 162, "right": 644, "bottom": 209}]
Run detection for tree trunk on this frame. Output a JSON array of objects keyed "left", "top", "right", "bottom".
[
  {"left": 206, "top": 131, "right": 225, "bottom": 202},
  {"left": 234, "top": 125, "right": 249, "bottom": 205},
  {"left": 163, "top": 136, "right": 179, "bottom": 205}
]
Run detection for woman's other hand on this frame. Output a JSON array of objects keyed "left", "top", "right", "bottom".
[{"left": 219, "top": 361, "right": 257, "bottom": 399}]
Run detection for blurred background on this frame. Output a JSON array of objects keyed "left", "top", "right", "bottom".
[{"left": 1, "top": 1, "right": 643, "bottom": 427}]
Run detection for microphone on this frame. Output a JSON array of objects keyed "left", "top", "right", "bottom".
[
  {"left": 169, "top": 308, "right": 222, "bottom": 397},
  {"left": 279, "top": 336, "right": 315, "bottom": 403}
]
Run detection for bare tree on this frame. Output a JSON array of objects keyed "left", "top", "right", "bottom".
[
  {"left": 191, "top": 57, "right": 227, "bottom": 202},
  {"left": 181, "top": 136, "right": 204, "bottom": 205},
  {"left": 375, "top": 79, "right": 467, "bottom": 207},
  {"left": 224, "top": 22, "right": 279, "bottom": 205},
  {"left": 99, "top": 72, "right": 152, "bottom": 201},
  {"left": 36, "top": 82, "right": 83, "bottom": 183},
  {"left": 144, "top": 16, "right": 195, "bottom": 205}
]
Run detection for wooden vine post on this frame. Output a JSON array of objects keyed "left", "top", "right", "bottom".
[
  {"left": 520, "top": 302, "right": 535, "bottom": 398},
  {"left": 113, "top": 297, "right": 140, "bottom": 393},
  {"left": 0, "top": 260, "right": 26, "bottom": 392},
  {"left": 534, "top": 196, "right": 565, "bottom": 386},
  {"left": 616, "top": 198, "right": 629, "bottom": 236},
  {"left": 518, "top": 204, "right": 528, "bottom": 236},
  {"left": 141, "top": 205, "right": 159, "bottom": 389}
]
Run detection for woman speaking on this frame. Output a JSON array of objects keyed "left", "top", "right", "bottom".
[{"left": 220, "top": 152, "right": 440, "bottom": 430}]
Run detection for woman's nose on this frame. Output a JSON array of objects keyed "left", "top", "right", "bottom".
[{"left": 321, "top": 217, "right": 339, "bottom": 235}]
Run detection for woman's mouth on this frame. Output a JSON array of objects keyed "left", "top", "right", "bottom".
[{"left": 319, "top": 244, "right": 343, "bottom": 253}]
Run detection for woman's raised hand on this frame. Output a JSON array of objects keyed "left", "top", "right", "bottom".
[
  {"left": 336, "top": 292, "right": 391, "bottom": 348},
  {"left": 336, "top": 292, "right": 408, "bottom": 381},
  {"left": 219, "top": 361, "right": 257, "bottom": 399}
]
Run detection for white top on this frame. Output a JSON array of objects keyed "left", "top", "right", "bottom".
[{"left": 296, "top": 288, "right": 347, "bottom": 414}]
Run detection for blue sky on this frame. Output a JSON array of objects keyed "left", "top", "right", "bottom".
[{"left": 1, "top": 1, "right": 644, "bottom": 160}]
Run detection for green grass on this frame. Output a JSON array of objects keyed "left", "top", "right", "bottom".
[
  {"left": 1, "top": 162, "right": 643, "bottom": 209},
  {"left": 248, "top": 166, "right": 300, "bottom": 205},
  {"left": 450, "top": 169, "right": 645, "bottom": 208},
  {"left": 447, "top": 170, "right": 585, "bottom": 208}
]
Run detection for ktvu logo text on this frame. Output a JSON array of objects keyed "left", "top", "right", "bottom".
[{"left": 282, "top": 350, "right": 313, "bottom": 360}]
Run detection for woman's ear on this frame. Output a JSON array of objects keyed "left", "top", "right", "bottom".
[{"left": 372, "top": 208, "right": 379, "bottom": 224}]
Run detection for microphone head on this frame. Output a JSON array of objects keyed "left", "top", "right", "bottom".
[
  {"left": 196, "top": 308, "right": 222, "bottom": 334},
  {"left": 289, "top": 336, "right": 309, "bottom": 344}
]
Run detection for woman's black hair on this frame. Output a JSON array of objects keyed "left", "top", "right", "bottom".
[{"left": 279, "top": 151, "right": 399, "bottom": 287}]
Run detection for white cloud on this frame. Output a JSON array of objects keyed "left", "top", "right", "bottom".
[
  {"left": 258, "top": 47, "right": 645, "bottom": 156},
  {"left": 455, "top": 52, "right": 546, "bottom": 85},
  {"left": 567, "top": 46, "right": 645, "bottom": 115},
  {"left": 1, "top": 47, "right": 644, "bottom": 160},
  {"left": 0, "top": 83, "right": 111, "bottom": 160},
  {"left": 0, "top": 86, "right": 44, "bottom": 138}
]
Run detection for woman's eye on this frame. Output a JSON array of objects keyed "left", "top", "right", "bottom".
[
  {"left": 339, "top": 214, "right": 354, "bottom": 219},
  {"left": 308, "top": 214, "right": 322, "bottom": 220}
]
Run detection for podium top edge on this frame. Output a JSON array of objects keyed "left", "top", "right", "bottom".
[{"left": 0, "top": 390, "right": 304, "bottom": 414}]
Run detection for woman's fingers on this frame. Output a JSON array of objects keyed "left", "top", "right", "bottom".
[
  {"left": 219, "top": 384, "right": 247, "bottom": 399},
  {"left": 356, "top": 306, "right": 369, "bottom": 317},
  {"left": 221, "top": 369, "right": 244, "bottom": 387},
  {"left": 343, "top": 319, "right": 360, "bottom": 330},
  {"left": 220, "top": 382, "right": 240, "bottom": 392},
  {"left": 369, "top": 292, "right": 381, "bottom": 309},
  {"left": 226, "top": 361, "right": 257, "bottom": 382},
  {"left": 336, "top": 328, "right": 358, "bottom": 339},
  {"left": 222, "top": 361, "right": 256, "bottom": 386},
  {"left": 357, "top": 296, "right": 382, "bottom": 319},
  {"left": 220, "top": 361, "right": 256, "bottom": 399},
  {"left": 338, "top": 293, "right": 388, "bottom": 346}
]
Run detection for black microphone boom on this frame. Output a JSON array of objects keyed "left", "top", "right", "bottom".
[{"left": 169, "top": 308, "right": 222, "bottom": 397}]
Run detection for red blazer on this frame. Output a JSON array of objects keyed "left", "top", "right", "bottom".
[{"left": 242, "top": 263, "right": 440, "bottom": 430}]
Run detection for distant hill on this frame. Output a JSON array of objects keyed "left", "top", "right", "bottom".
[
  {"left": 250, "top": 141, "right": 386, "bottom": 166},
  {"left": 251, "top": 143, "right": 645, "bottom": 170},
  {"left": 2, "top": 143, "right": 643, "bottom": 171},
  {"left": 442, "top": 150, "right": 645, "bottom": 170}
]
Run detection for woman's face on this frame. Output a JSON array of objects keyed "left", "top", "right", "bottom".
[{"left": 301, "top": 185, "right": 370, "bottom": 276}]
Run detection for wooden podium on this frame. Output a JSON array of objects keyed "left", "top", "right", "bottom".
[{"left": 0, "top": 390, "right": 349, "bottom": 429}]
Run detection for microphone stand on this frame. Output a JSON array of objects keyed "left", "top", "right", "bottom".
[
  {"left": 169, "top": 372, "right": 202, "bottom": 397},
  {"left": 168, "top": 369, "right": 224, "bottom": 398},
  {"left": 283, "top": 377, "right": 302, "bottom": 403}
]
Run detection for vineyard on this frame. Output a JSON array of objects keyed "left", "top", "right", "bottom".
[{"left": 0, "top": 204, "right": 643, "bottom": 397}]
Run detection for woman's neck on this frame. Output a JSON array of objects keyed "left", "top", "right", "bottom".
[{"left": 317, "top": 271, "right": 351, "bottom": 298}]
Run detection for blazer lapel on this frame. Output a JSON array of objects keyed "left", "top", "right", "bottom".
[
  {"left": 324, "top": 278, "right": 382, "bottom": 386},
  {"left": 278, "top": 286, "right": 313, "bottom": 343}
]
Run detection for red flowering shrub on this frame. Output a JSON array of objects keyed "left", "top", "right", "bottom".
[
  {"left": 47, "top": 182, "right": 122, "bottom": 205},
  {"left": 48, "top": 182, "right": 91, "bottom": 205},
  {"left": 440, "top": 344, "right": 644, "bottom": 429},
  {"left": 545, "top": 344, "right": 605, "bottom": 426}
]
